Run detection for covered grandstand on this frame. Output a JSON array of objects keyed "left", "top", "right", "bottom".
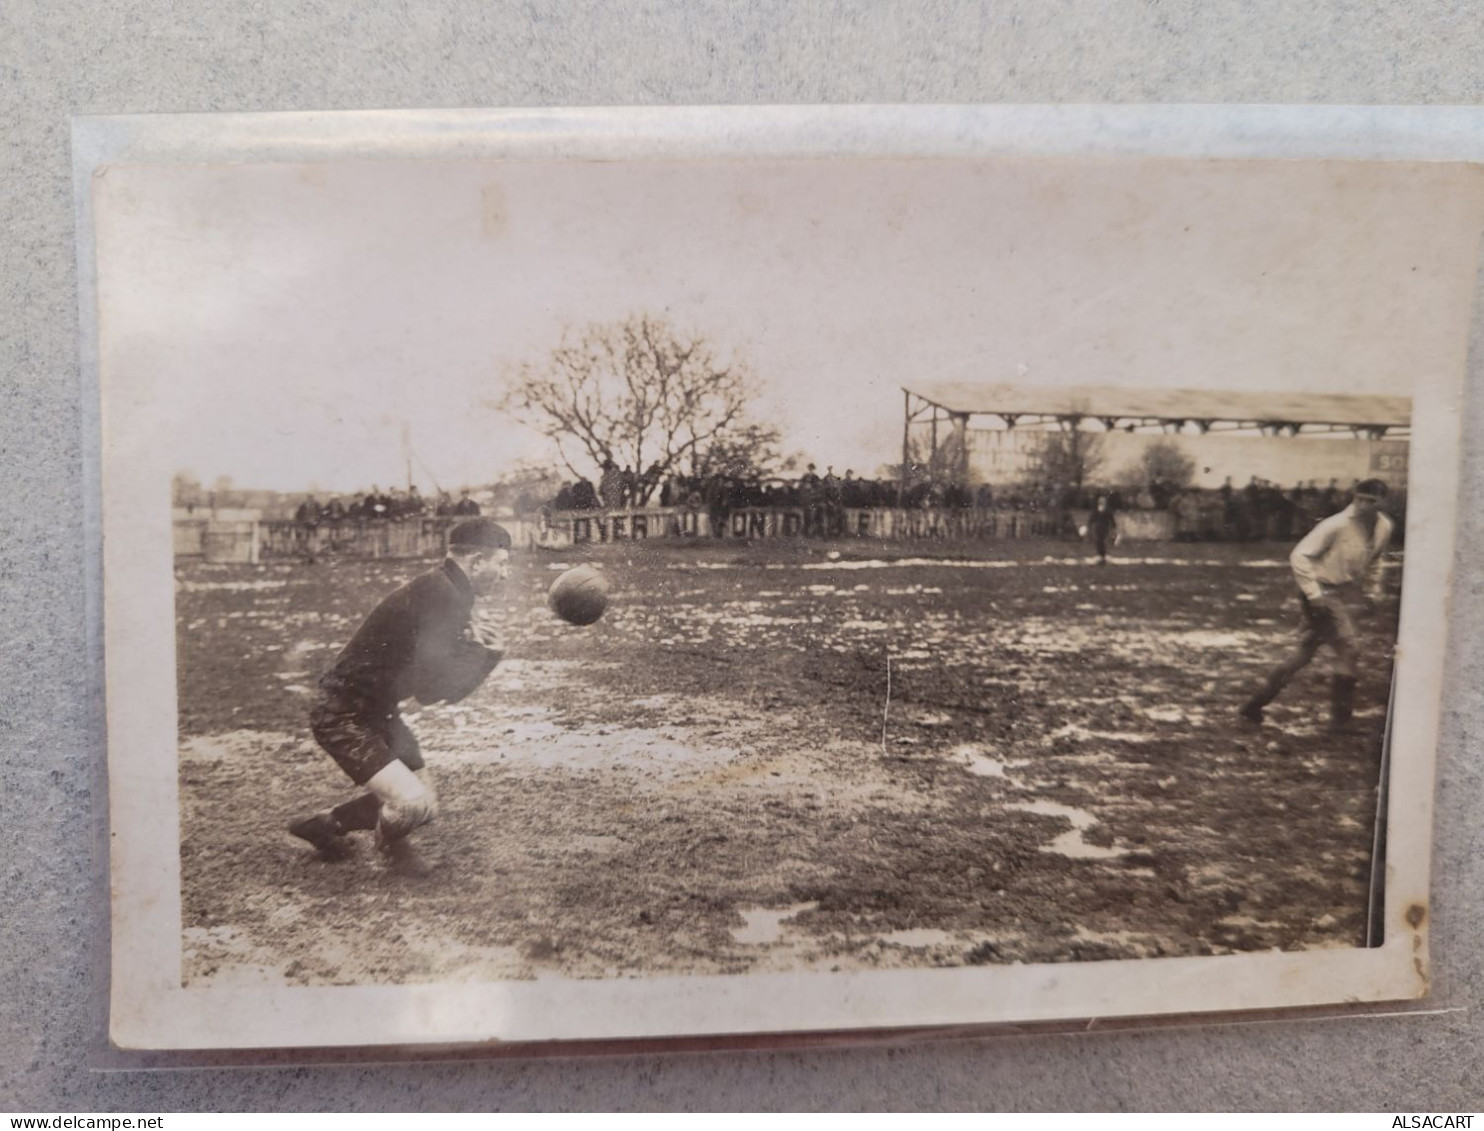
[{"left": 901, "top": 384, "right": 1411, "bottom": 490}]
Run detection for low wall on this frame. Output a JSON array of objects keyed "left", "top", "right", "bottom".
[
  {"left": 174, "top": 518, "right": 261, "bottom": 564},
  {"left": 531, "top": 505, "right": 1085, "bottom": 548},
  {"left": 258, "top": 519, "right": 449, "bottom": 561},
  {"left": 175, "top": 506, "right": 1181, "bottom": 562},
  {"left": 178, "top": 516, "right": 546, "bottom": 563},
  {"left": 1114, "top": 509, "right": 1176, "bottom": 542}
]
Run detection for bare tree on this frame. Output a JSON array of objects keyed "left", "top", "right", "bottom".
[
  {"left": 498, "top": 314, "right": 764, "bottom": 503},
  {"left": 1034, "top": 421, "right": 1105, "bottom": 490},
  {"left": 691, "top": 421, "right": 785, "bottom": 481},
  {"left": 172, "top": 470, "right": 203, "bottom": 508},
  {"left": 1122, "top": 438, "right": 1196, "bottom": 492}
]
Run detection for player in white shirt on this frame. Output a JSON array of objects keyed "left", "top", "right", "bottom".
[{"left": 1239, "top": 478, "right": 1394, "bottom": 733}]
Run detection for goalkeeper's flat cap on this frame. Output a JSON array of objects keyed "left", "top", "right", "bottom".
[{"left": 449, "top": 517, "right": 512, "bottom": 551}]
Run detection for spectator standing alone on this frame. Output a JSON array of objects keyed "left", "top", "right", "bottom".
[
  {"left": 799, "top": 464, "right": 822, "bottom": 536},
  {"left": 1086, "top": 495, "right": 1117, "bottom": 566},
  {"left": 705, "top": 475, "right": 731, "bottom": 538},
  {"left": 598, "top": 459, "right": 623, "bottom": 510}
]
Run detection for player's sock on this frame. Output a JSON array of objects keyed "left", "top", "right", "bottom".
[
  {"left": 330, "top": 792, "right": 383, "bottom": 834},
  {"left": 1330, "top": 675, "right": 1357, "bottom": 727},
  {"left": 1242, "top": 671, "right": 1285, "bottom": 716}
]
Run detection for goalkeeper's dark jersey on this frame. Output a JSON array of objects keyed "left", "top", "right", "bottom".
[{"left": 319, "top": 558, "right": 500, "bottom": 709}]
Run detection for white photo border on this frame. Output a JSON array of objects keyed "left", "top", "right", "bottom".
[{"left": 75, "top": 105, "right": 1483, "bottom": 1051}]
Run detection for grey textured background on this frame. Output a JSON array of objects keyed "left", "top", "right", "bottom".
[{"left": 4, "top": 0, "right": 1483, "bottom": 1111}]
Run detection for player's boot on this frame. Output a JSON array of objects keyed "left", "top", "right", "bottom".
[
  {"left": 1240, "top": 669, "right": 1290, "bottom": 725},
  {"left": 375, "top": 821, "right": 435, "bottom": 878},
  {"left": 1328, "top": 675, "right": 1358, "bottom": 733},
  {"left": 288, "top": 811, "right": 351, "bottom": 859}
]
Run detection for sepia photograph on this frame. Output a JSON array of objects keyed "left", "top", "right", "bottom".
[
  {"left": 86, "top": 110, "right": 1483, "bottom": 1050},
  {"left": 175, "top": 383, "right": 1409, "bottom": 986}
]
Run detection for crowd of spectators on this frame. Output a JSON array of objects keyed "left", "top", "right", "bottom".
[
  {"left": 547, "top": 460, "right": 666, "bottom": 511},
  {"left": 293, "top": 469, "right": 1385, "bottom": 543},
  {"left": 1199, "top": 475, "right": 1360, "bottom": 542},
  {"left": 536, "top": 464, "right": 1236, "bottom": 516},
  {"left": 537, "top": 463, "right": 1389, "bottom": 542},
  {"left": 542, "top": 463, "right": 916, "bottom": 536},
  {"left": 547, "top": 464, "right": 912, "bottom": 514},
  {"left": 291, "top": 485, "right": 482, "bottom": 527}
]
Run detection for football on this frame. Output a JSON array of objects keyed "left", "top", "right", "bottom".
[{"left": 547, "top": 564, "right": 611, "bottom": 626}]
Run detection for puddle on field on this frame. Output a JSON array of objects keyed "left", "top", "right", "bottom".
[
  {"left": 953, "top": 744, "right": 1013, "bottom": 778},
  {"left": 723, "top": 613, "right": 812, "bottom": 627},
  {"left": 1216, "top": 914, "right": 1287, "bottom": 931},
  {"left": 1072, "top": 926, "right": 1160, "bottom": 952},
  {"left": 1047, "top": 723, "right": 1155, "bottom": 746},
  {"left": 176, "top": 579, "right": 290, "bottom": 592},
  {"left": 1160, "top": 630, "right": 1259, "bottom": 650},
  {"left": 1054, "top": 751, "right": 1120, "bottom": 767},
  {"left": 880, "top": 929, "right": 954, "bottom": 947},
  {"left": 627, "top": 694, "right": 681, "bottom": 710},
  {"left": 731, "top": 902, "right": 819, "bottom": 944},
  {"left": 1140, "top": 704, "right": 1209, "bottom": 725},
  {"left": 1007, "top": 799, "right": 1126, "bottom": 860},
  {"left": 1107, "top": 627, "right": 1271, "bottom": 663},
  {"left": 494, "top": 658, "right": 618, "bottom": 692}
]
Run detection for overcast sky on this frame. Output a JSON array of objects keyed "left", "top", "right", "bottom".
[{"left": 95, "top": 155, "right": 1482, "bottom": 493}]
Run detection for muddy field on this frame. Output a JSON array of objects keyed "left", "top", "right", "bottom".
[{"left": 175, "top": 536, "right": 1400, "bottom": 987}]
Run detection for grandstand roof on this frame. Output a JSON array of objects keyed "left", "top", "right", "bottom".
[{"left": 902, "top": 382, "right": 1411, "bottom": 430}]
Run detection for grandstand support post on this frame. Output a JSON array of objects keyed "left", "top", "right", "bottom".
[
  {"left": 901, "top": 389, "right": 910, "bottom": 505},
  {"left": 930, "top": 405, "right": 938, "bottom": 477}
]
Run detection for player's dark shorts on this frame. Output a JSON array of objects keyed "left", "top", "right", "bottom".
[
  {"left": 309, "top": 680, "right": 424, "bottom": 786},
  {"left": 1298, "top": 591, "right": 1359, "bottom": 652}
]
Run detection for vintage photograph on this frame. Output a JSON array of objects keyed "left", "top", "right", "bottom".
[
  {"left": 89, "top": 115, "right": 1483, "bottom": 1048},
  {"left": 174, "top": 384, "right": 1408, "bottom": 985}
]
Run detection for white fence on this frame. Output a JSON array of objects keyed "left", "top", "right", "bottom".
[{"left": 173, "top": 507, "right": 1175, "bottom": 563}]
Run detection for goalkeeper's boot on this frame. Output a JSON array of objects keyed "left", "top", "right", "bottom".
[
  {"left": 375, "top": 820, "right": 436, "bottom": 878},
  {"left": 288, "top": 811, "right": 351, "bottom": 859}
]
